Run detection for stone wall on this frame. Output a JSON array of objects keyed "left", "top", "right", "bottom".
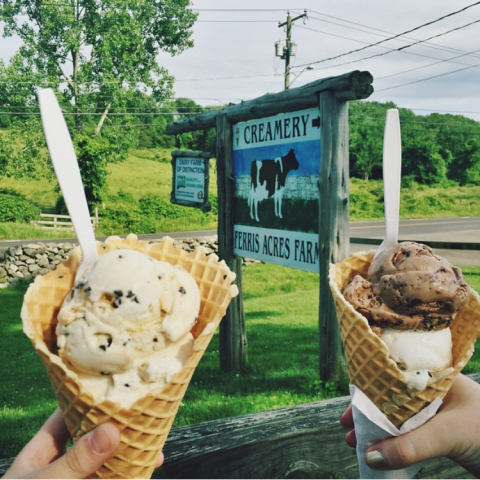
[{"left": 0, "top": 236, "right": 258, "bottom": 288}]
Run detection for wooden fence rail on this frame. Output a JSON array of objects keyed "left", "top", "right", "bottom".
[
  {"left": 32, "top": 209, "right": 99, "bottom": 231},
  {"left": 1, "top": 372, "right": 478, "bottom": 478},
  {"left": 33, "top": 213, "right": 74, "bottom": 230}
]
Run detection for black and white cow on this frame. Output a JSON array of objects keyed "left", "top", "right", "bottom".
[{"left": 248, "top": 148, "right": 299, "bottom": 222}]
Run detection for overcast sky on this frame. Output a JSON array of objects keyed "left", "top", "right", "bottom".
[
  {"left": 157, "top": 0, "right": 480, "bottom": 120},
  {"left": 1, "top": 1, "right": 480, "bottom": 120}
]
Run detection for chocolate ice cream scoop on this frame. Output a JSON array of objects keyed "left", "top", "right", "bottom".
[{"left": 343, "top": 242, "right": 469, "bottom": 332}]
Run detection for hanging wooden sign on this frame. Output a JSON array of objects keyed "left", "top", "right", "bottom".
[{"left": 171, "top": 150, "right": 211, "bottom": 211}]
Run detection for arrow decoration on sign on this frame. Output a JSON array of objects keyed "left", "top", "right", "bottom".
[{"left": 312, "top": 116, "right": 321, "bottom": 129}]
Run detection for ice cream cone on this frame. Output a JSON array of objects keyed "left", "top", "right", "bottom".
[
  {"left": 329, "top": 250, "right": 480, "bottom": 428},
  {"left": 22, "top": 234, "right": 238, "bottom": 479}
]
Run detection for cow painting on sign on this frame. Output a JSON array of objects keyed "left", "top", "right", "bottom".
[{"left": 248, "top": 148, "right": 299, "bottom": 222}]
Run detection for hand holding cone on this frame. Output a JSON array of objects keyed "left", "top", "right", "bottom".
[
  {"left": 22, "top": 234, "right": 238, "bottom": 479},
  {"left": 329, "top": 250, "right": 480, "bottom": 427}
]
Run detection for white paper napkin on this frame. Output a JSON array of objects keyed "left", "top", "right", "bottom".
[{"left": 350, "top": 385, "right": 443, "bottom": 479}]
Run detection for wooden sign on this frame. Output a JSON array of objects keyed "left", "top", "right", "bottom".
[
  {"left": 171, "top": 150, "right": 211, "bottom": 211},
  {"left": 166, "top": 71, "right": 374, "bottom": 379},
  {"left": 232, "top": 108, "right": 321, "bottom": 272}
]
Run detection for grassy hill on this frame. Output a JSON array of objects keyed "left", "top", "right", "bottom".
[
  {"left": 0, "top": 148, "right": 212, "bottom": 211},
  {"left": 0, "top": 147, "right": 479, "bottom": 240},
  {"left": 0, "top": 148, "right": 218, "bottom": 239},
  {"left": 350, "top": 177, "right": 480, "bottom": 220}
]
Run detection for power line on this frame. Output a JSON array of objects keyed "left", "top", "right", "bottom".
[
  {"left": 196, "top": 20, "right": 279, "bottom": 23},
  {"left": 376, "top": 59, "right": 480, "bottom": 92},
  {"left": 2, "top": 113, "right": 478, "bottom": 129},
  {"left": 375, "top": 47, "right": 480, "bottom": 80},
  {"left": 351, "top": 115, "right": 480, "bottom": 126},
  {"left": 306, "top": 9, "right": 480, "bottom": 60},
  {"left": 193, "top": 8, "right": 290, "bottom": 12},
  {"left": 0, "top": 111, "right": 204, "bottom": 116},
  {"left": 0, "top": 71, "right": 280, "bottom": 85},
  {"left": 295, "top": 23, "right": 480, "bottom": 71},
  {"left": 292, "top": 1, "right": 480, "bottom": 69},
  {"left": 405, "top": 107, "right": 480, "bottom": 115},
  {"left": 292, "top": 19, "right": 480, "bottom": 74}
]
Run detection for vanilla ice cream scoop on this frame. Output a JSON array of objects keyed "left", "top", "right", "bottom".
[
  {"left": 56, "top": 248, "right": 200, "bottom": 407},
  {"left": 381, "top": 327, "right": 453, "bottom": 391}
]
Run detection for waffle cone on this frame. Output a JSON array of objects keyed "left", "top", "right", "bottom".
[
  {"left": 22, "top": 234, "right": 238, "bottom": 479},
  {"left": 329, "top": 250, "right": 480, "bottom": 428}
]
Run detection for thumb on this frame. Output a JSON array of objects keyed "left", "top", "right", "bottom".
[
  {"left": 365, "top": 421, "right": 448, "bottom": 470},
  {"left": 41, "top": 423, "right": 120, "bottom": 479}
]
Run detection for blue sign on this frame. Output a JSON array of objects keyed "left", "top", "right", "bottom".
[{"left": 232, "top": 108, "right": 321, "bottom": 272}]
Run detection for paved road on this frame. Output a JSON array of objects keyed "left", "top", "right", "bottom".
[
  {"left": 349, "top": 217, "right": 480, "bottom": 244},
  {"left": 1, "top": 218, "right": 479, "bottom": 266},
  {"left": 349, "top": 217, "right": 480, "bottom": 267}
]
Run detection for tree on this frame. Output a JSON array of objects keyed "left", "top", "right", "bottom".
[
  {"left": 348, "top": 100, "right": 480, "bottom": 186},
  {"left": 0, "top": 0, "right": 197, "bottom": 205},
  {"left": 349, "top": 100, "right": 396, "bottom": 180}
]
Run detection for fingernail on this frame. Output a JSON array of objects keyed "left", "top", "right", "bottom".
[
  {"left": 89, "top": 425, "right": 114, "bottom": 455},
  {"left": 365, "top": 449, "right": 387, "bottom": 469}
]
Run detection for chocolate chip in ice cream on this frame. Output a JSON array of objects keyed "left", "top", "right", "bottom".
[{"left": 55, "top": 248, "right": 201, "bottom": 408}]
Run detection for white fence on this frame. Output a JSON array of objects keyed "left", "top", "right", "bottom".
[{"left": 33, "top": 209, "right": 99, "bottom": 231}]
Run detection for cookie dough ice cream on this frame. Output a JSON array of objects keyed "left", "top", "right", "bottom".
[
  {"left": 343, "top": 242, "right": 469, "bottom": 391},
  {"left": 56, "top": 248, "right": 200, "bottom": 408}
]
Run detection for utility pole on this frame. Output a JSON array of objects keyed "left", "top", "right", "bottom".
[{"left": 276, "top": 10, "right": 308, "bottom": 90}]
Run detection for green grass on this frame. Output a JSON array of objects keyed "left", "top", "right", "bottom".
[
  {"left": 1, "top": 149, "right": 480, "bottom": 239},
  {"left": 0, "top": 287, "right": 58, "bottom": 456},
  {"left": 1, "top": 262, "right": 480, "bottom": 458},
  {"left": 350, "top": 178, "right": 480, "bottom": 220},
  {"left": 0, "top": 148, "right": 219, "bottom": 239},
  {"left": 459, "top": 267, "right": 480, "bottom": 374},
  {"left": 0, "top": 222, "right": 78, "bottom": 241}
]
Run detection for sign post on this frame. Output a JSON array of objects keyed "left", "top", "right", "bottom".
[{"left": 216, "top": 115, "right": 247, "bottom": 371}]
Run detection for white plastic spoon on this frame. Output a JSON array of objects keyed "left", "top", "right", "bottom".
[
  {"left": 38, "top": 88, "right": 98, "bottom": 279},
  {"left": 374, "top": 108, "right": 402, "bottom": 259}
]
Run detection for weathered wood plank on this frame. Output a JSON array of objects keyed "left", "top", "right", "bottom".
[
  {"left": 1, "top": 373, "right": 478, "bottom": 478},
  {"left": 216, "top": 114, "right": 247, "bottom": 372},
  {"left": 39, "top": 213, "right": 71, "bottom": 219},
  {"left": 154, "top": 373, "right": 480, "bottom": 479},
  {"left": 318, "top": 90, "right": 349, "bottom": 384},
  {"left": 166, "top": 71, "right": 373, "bottom": 135}
]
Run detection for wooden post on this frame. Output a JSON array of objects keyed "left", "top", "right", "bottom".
[
  {"left": 216, "top": 114, "right": 247, "bottom": 371},
  {"left": 318, "top": 91, "right": 349, "bottom": 383}
]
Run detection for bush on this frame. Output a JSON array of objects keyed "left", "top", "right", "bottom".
[
  {"left": 349, "top": 190, "right": 384, "bottom": 219},
  {"left": 0, "top": 188, "right": 24, "bottom": 197},
  {"left": 55, "top": 195, "right": 68, "bottom": 215},
  {"left": 139, "top": 194, "right": 185, "bottom": 219},
  {"left": 209, "top": 193, "right": 218, "bottom": 215},
  {"left": 99, "top": 204, "right": 144, "bottom": 231},
  {"left": 401, "top": 174, "right": 416, "bottom": 189},
  {"left": 0, "top": 191, "right": 40, "bottom": 223},
  {"left": 98, "top": 191, "right": 217, "bottom": 235}
]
